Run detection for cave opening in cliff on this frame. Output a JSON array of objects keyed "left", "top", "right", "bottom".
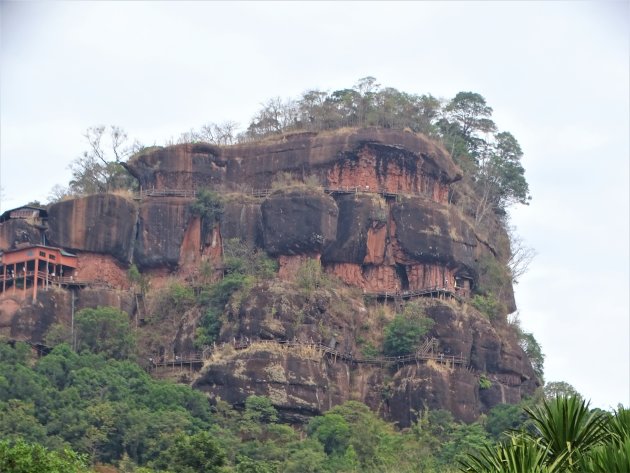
[{"left": 395, "top": 263, "right": 409, "bottom": 290}]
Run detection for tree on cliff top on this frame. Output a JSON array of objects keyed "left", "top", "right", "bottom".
[
  {"left": 50, "top": 126, "right": 142, "bottom": 201},
  {"left": 181, "top": 78, "right": 530, "bottom": 224}
]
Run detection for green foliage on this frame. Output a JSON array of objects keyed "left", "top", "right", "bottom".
[
  {"left": 190, "top": 188, "right": 223, "bottom": 224},
  {"left": 485, "top": 403, "right": 528, "bottom": 441},
  {"left": 3, "top": 341, "right": 623, "bottom": 473},
  {"left": 66, "top": 125, "right": 140, "bottom": 196},
  {"left": 295, "top": 258, "right": 329, "bottom": 293},
  {"left": 196, "top": 307, "right": 222, "bottom": 347},
  {"left": 222, "top": 238, "right": 278, "bottom": 280},
  {"left": 543, "top": 381, "right": 581, "bottom": 401},
  {"left": 0, "top": 343, "right": 215, "bottom": 467},
  {"left": 75, "top": 306, "right": 136, "bottom": 360},
  {"left": 244, "top": 395, "right": 278, "bottom": 424},
  {"left": 461, "top": 396, "right": 622, "bottom": 473},
  {"left": 382, "top": 302, "right": 434, "bottom": 356},
  {"left": 128, "top": 264, "right": 149, "bottom": 294},
  {"left": 0, "top": 438, "right": 91, "bottom": 473},
  {"left": 44, "top": 322, "right": 73, "bottom": 347},
  {"left": 509, "top": 315, "right": 545, "bottom": 381},
  {"left": 242, "top": 77, "right": 442, "bottom": 139},
  {"left": 459, "top": 433, "right": 566, "bottom": 473},
  {"left": 479, "top": 375, "right": 492, "bottom": 390},
  {"left": 518, "top": 332, "right": 545, "bottom": 382},
  {"left": 154, "top": 431, "right": 226, "bottom": 473},
  {"left": 360, "top": 342, "right": 381, "bottom": 358},
  {"left": 439, "top": 422, "right": 492, "bottom": 467},
  {"left": 196, "top": 240, "right": 277, "bottom": 347},
  {"left": 165, "top": 283, "right": 196, "bottom": 312},
  {"left": 470, "top": 294, "right": 502, "bottom": 320},
  {"left": 525, "top": 396, "right": 608, "bottom": 469}
]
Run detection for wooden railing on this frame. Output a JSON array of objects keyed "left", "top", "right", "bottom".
[
  {"left": 150, "top": 337, "right": 467, "bottom": 370},
  {"left": 363, "top": 286, "right": 464, "bottom": 302},
  {"left": 135, "top": 185, "right": 442, "bottom": 202},
  {"left": 0, "top": 271, "right": 99, "bottom": 289}
]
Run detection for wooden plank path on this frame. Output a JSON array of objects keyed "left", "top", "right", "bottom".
[
  {"left": 363, "top": 286, "right": 464, "bottom": 302},
  {"left": 150, "top": 337, "right": 467, "bottom": 370},
  {"left": 135, "top": 186, "right": 439, "bottom": 201},
  {"left": 0, "top": 271, "right": 97, "bottom": 288}
]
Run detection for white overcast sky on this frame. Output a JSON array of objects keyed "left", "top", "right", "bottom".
[{"left": 1, "top": 1, "right": 628, "bottom": 409}]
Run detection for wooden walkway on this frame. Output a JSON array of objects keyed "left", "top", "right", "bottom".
[
  {"left": 0, "top": 271, "right": 97, "bottom": 289},
  {"left": 135, "top": 186, "right": 441, "bottom": 202},
  {"left": 363, "top": 286, "right": 464, "bottom": 302},
  {"left": 5, "top": 336, "right": 466, "bottom": 373},
  {"left": 150, "top": 337, "right": 467, "bottom": 370}
]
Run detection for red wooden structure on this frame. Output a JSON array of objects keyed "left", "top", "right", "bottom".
[{"left": 0, "top": 245, "right": 77, "bottom": 300}]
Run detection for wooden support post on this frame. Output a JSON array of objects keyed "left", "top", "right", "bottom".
[{"left": 33, "top": 256, "right": 38, "bottom": 301}]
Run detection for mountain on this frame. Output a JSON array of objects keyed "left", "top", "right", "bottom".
[{"left": 0, "top": 127, "right": 539, "bottom": 426}]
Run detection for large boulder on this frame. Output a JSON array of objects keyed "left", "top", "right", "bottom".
[
  {"left": 323, "top": 194, "right": 387, "bottom": 264},
  {"left": 261, "top": 189, "right": 338, "bottom": 256},
  {"left": 134, "top": 198, "right": 191, "bottom": 269},
  {"left": 391, "top": 196, "right": 476, "bottom": 270},
  {"left": 220, "top": 199, "right": 263, "bottom": 248},
  {"left": 47, "top": 194, "right": 136, "bottom": 263},
  {"left": 125, "top": 128, "right": 462, "bottom": 191}
]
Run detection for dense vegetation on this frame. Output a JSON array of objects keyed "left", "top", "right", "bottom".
[{"left": 1, "top": 342, "right": 626, "bottom": 472}]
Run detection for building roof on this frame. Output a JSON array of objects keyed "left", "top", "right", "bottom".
[
  {"left": 0, "top": 205, "right": 48, "bottom": 223},
  {"left": 0, "top": 244, "right": 77, "bottom": 258}
]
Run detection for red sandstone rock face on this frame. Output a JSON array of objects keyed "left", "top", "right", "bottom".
[
  {"left": 0, "top": 219, "right": 43, "bottom": 250},
  {"left": 125, "top": 128, "right": 461, "bottom": 192},
  {"left": 75, "top": 288, "right": 135, "bottom": 316},
  {"left": 220, "top": 200, "right": 263, "bottom": 248},
  {"left": 134, "top": 198, "right": 191, "bottom": 269},
  {"left": 326, "top": 145, "right": 450, "bottom": 203},
  {"left": 261, "top": 189, "right": 338, "bottom": 256},
  {"left": 47, "top": 194, "right": 136, "bottom": 263},
  {"left": 75, "top": 253, "right": 131, "bottom": 290},
  {"left": 0, "top": 297, "right": 21, "bottom": 336},
  {"left": 364, "top": 225, "right": 387, "bottom": 265},
  {"left": 1, "top": 290, "right": 72, "bottom": 342},
  {"left": 326, "top": 263, "right": 400, "bottom": 292}
]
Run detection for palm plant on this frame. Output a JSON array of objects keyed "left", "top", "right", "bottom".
[
  {"left": 459, "top": 434, "right": 567, "bottom": 473},
  {"left": 524, "top": 396, "right": 608, "bottom": 469},
  {"left": 460, "top": 396, "right": 626, "bottom": 473}
]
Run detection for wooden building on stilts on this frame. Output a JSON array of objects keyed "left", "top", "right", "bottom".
[{"left": 0, "top": 245, "right": 78, "bottom": 300}]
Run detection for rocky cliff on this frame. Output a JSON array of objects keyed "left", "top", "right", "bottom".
[{"left": 0, "top": 127, "right": 536, "bottom": 424}]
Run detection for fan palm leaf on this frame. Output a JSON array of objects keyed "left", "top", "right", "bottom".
[{"left": 524, "top": 395, "right": 608, "bottom": 469}]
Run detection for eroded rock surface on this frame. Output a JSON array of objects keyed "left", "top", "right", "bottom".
[
  {"left": 47, "top": 194, "right": 136, "bottom": 263},
  {"left": 195, "top": 282, "right": 537, "bottom": 425},
  {"left": 261, "top": 189, "right": 338, "bottom": 256},
  {"left": 125, "top": 128, "right": 461, "bottom": 192},
  {"left": 134, "top": 198, "right": 191, "bottom": 269}
]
